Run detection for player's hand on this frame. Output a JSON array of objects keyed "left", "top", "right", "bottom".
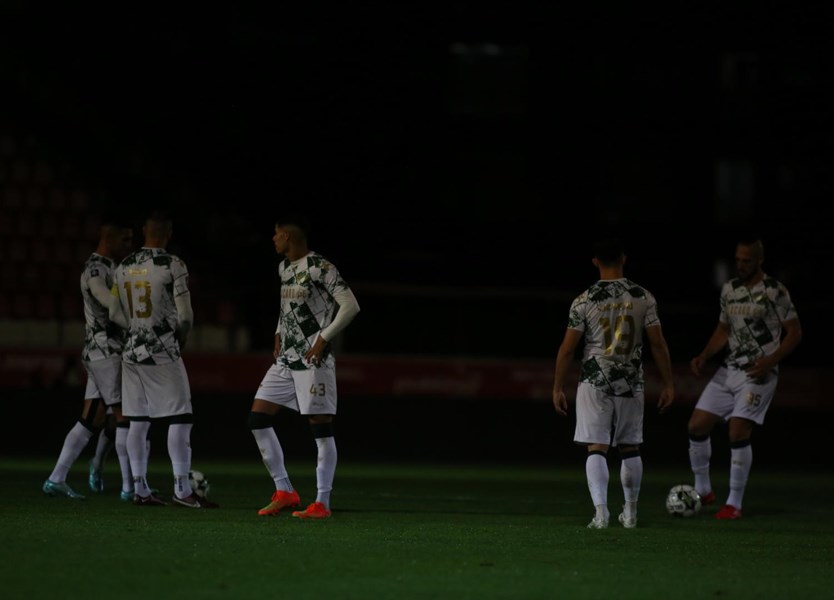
[
  {"left": 304, "top": 337, "right": 327, "bottom": 366},
  {"left": 552, "top": 389, "right": 568, "bottom": 416},
  {"left": 690, "top": 355, "right": 706, "bottom": 376},
  {"left": 657, "top": 386, "right": 674, "bottom": 414},
  {"left": 746, "top": 356, "right": 775, "bottom": 381}
]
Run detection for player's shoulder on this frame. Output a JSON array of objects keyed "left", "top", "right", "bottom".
[
  {"left": 623, "top": 278, "right": 655, "bottom": 300},
  {"left": 307, "top": 251, "right": 337, "bottom": 271},
  {"left": 762, "top": 274, "right": 788, "bottom": 292}
]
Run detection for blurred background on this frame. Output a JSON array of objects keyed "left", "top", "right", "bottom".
[{"left": 1, "top": 3, "right": 830, "bottom": 465}]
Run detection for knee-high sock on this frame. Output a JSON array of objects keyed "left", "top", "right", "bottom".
[
  {"left": 251, "top": 427, "right": 293, "bottom": 492},
  {"left": 127, "top": 421, "right": 151, "bottom": 495},
  {"left": 586, "top": 452, "right": 609, "bottom": 518},
  {"left": 315, "top": 436, "right": 337, "bottom": 508},
  {"left": 689, "top": 437, "right": 712, "bottom": 496},
  {"left": 49, "top": 422, "right": 94, "bottom": 483},
  {"left": 620, "top": 455, "right": 643, "bottom": 512},
  {"left": 91, "top": 428, "right": 115, "bottom": 470},
  {"left": 168, "top": 423, "right": 193, "bottom": 498},
  {"left": 727, "top": 442, "right": 752, "bottom": 509},
  {"left": 115, "top": 423, "right": 133, "bottom": 492}
]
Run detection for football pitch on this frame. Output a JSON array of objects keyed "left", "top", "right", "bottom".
[{"left": 3, "top": 458, "right": 833, "bottom": 600}]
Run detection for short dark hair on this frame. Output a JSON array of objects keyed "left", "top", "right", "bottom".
[
  {"left": 593, "top": 238, "right": 625, "bottom": 264},
  {"left": 275, "top": 213, "right": 311, "bottom": 238}
]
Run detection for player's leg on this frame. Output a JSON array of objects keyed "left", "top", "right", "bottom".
[
  {"left": 166, "top": 414, "right": 195, "bottom": 501},
  {"left": 88, "top": 415, "right": 114, "bottom": 493},
  {"left": 717, "top": 372, "right": 775, "bottom": 519},
  {"left": 618, "top": 446, "right": 642, "bottom": 528},
  {"left": 43, "top": 395, "right": 105, "bottom": 499},
  {"left": 293, "top": 416, "right": 336, "bottom": 519},
  {"left": 688, "top": 368, "right": 734, "bottom": 504},
  {"left": 574, "top": 383, "right": 612, "bottom": 528},
  {"left": 112, "top": 409, "right": 134, "bottom": 500},
  {"left": 146, "top": 359, "right": 216, "bottom": 508},
  {"left": 612, "top": 396, "right": 644, "bottom": 528},
  {"left": 584, "top": 447, "right": 609, "bottom": 527},
  {"left": 122, "top": 362, "right": 165, "bottom": 505},
  {"left": 292, "top": 367, "right": 338, "bottom": 519},
  {"left": 251, "top": 363, "right": 300, "bottom": 515}
]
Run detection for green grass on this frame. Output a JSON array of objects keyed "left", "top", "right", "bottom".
[{"left": 2, "top": 458, "right": 834, "bottom": 599}]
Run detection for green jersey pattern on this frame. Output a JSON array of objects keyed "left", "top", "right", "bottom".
[
  {"left": 81, "top": 253, "right": 125, "bottom": 362},
  {"left": 719, "top": 275, "right": 798, "bottom": 370},
  {"left": 114, "top": 247, "right": 189, "bottom": 365},
  {"left": 277, "top": 251, "right": 349, "bottom": 371},
  {"left": 567, "top": 278, "right": 661, "bottom": 397}
]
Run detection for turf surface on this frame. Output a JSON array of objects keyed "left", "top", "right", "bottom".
[{"left": 3, "top": 458, "right": 833, "bottom": 599}]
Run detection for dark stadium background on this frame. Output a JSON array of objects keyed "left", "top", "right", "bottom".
[{"left": 1, "top": 3, "right": 831, "bottom": 463}]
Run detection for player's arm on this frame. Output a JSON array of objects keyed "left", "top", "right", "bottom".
[
  {"left": 108, "top": 284, "right": 129, "bottom": 329},
  {"left": 88, "top": 275, "right": 113, "bottom": 308},
  {"left": 552, "top": 328, "right": 582, "bottom": 416},
  {"left": 174, "top": 291, "right": 194, "bottom": 349},
  {"left": 747, "top": 317, "right": 802, "bottom": 379},
  {"left": 273, "top": 325, "right": 282, "bottom": 361},
  {"left": 690, "top": 322, "right": 730, "bottom": 376},
  {"left": 306, "top": 287, "right": 360, "bottom": 363},
  {"left": 645, "top": 324, "right": 675, "bottom": 413}
]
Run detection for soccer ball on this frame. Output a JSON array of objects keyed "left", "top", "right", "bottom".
[
  {"left": 666, "top": 484, "right": 702, "bottom": 517},
  {"left": 188, "top": 470, "right": 211, "bottom": 499}
]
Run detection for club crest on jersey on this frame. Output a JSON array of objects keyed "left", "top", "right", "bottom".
[
  {"left": 90, "top": 268, "right": 100, "bottom": 277},
  {"left": 295, "top": 272, "right": 310, "bottom": 285}
]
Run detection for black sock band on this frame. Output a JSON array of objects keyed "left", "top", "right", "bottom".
[
  {"left": 311, "top": 422, "right": 335, "bottom": 438},
  {"left": 248, "top": 411, "right": 273, "bottom": 430}
]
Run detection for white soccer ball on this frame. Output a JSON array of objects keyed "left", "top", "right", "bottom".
[
  {"left": 189, "top": 470, "right": 210, "bottom": 499},
  {"left": 666, "top": 484, "right": 702, "bottom": 517}
]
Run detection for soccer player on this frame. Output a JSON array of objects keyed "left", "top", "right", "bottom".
[
  {"left": 43, "top": 217, "right": 136, "bottom": 500},
  {"left": 249, "top": 214, "right": 360, "bottom": 519},
  {"left": 552, "top": 238, "right": 675, "bottom": 529},
  {"left": 688, "top": 235, "right": 802, "bottom": 520},
  {"left": 110, "top": 209, "right": 217, "bottom": 508}
]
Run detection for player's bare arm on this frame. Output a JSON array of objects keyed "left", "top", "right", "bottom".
[
  {"left": 552, "top": 328, "right": 582, "bottom": 416},
  {"left": 646, "top": 325, "right": 675, "bottom": 413},
  {"left": 690, "top": 322, "right": 730, "bottom": 376}
]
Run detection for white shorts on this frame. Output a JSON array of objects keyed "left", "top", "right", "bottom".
[
  {"left": 574, "top": 382, "right": 644, "bottom": 447},
  {"left": 121, "top": 360, "right": 193, "bottom": 419},
  {"left": 694, "top": 366, "right": 777, "bottom": 425},
  {"left": 83, "top": 355, "right": 122, "bottom": 406},
  {"left": 255, "top": 361, "right": 337, "bottom": 415}
]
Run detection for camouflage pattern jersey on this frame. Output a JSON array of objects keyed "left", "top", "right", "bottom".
[{"left": 566, "top": 278, "right": 661, "bottom": 397}]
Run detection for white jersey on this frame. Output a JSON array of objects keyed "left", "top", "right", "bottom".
[
  {"left": 81, "top": 253, "right": 124, "bottom": 362},
  {"left": 566, "top": 278, "right": 661, "bottom": 397},
  {"left": 718, "top": 274, "right": 798, "bottom": 371},
  {"left": 277, "top": 251, "right": 351, "bottom": 371},
  {"left": 113, "top": 247, "right": 189, "bottom": 365}
]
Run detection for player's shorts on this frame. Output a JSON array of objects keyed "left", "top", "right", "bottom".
[
  {"left": 255, "top": 360, "right": 337, "bottom": 415},
  {"left": 693, "top": 366, "right": 777, "bottom": 425},
  {"left": 83, "top": 355, "right": 122, "bottom": 407},
  {"left": 574, "top": 382, "right": 644, "bottom": 447},
  {"left": 122, "top": 360, "right": 193, "bottom": 419}
]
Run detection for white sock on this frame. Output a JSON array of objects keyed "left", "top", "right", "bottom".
[
  {"left": 91, "top": 429, "right": 114, "bottom": 470},
  {"left": 620, "top": 456, "right": 643, "bottom": 517},
  {"left": 49, "top": 422, "right": 94, "bottom": 483},
  {"left": 127, "top": 421, "right": 151, "bottom": 495},
  {"left": 168, "top": 423, "right": 193, "bottom": 498},
  {"left": 252, "top": 427, "right": 293, "bottom": 491},
  {"left": 315, "top": 436, "right": 337, "bottom": 508},
  {"left": 586, "top": 453, "right": 609, "bottom": 520},
  {"left": 727, "top": 444, "right": 753, "bottom": 509},
  {"left": 115, "top": 425, "right": 133, "bottom": 492},
  {"left": 689, "top": 437, "right": 712, "bottom": 497}
]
